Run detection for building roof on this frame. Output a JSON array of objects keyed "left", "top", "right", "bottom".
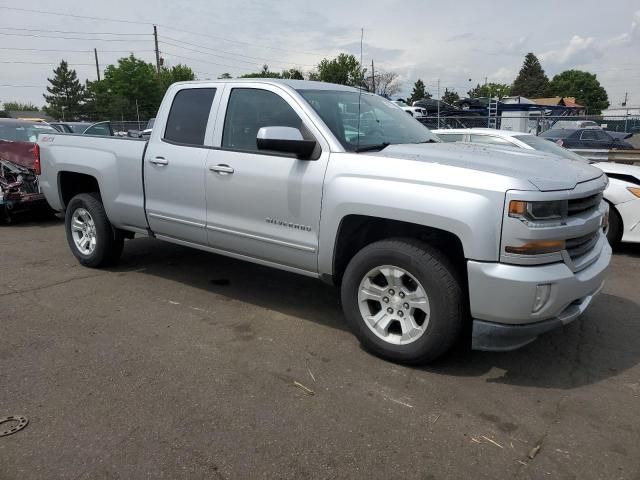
[
  {"left": 7, "top": 110, "right": 55, "bottom": 122},
  {"left": 531, "top": 97, "right": 583, "bottom": 108}
]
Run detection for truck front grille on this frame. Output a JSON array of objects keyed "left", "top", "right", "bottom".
[
  {"left": 568, "top": 193, "right": 602, "bottom": 216},
  {"left": 566, "top": 229, "right": 600, "bottom": 260}
]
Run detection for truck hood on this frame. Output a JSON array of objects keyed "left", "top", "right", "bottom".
[{"left": 371, "top": 142, "right": 604, "bottom": 191}]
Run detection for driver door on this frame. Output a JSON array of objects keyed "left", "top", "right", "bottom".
[{"left": 205, "top": 84, "right": 330, "bottom": 273}]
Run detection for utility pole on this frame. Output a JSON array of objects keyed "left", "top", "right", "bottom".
[
  {"left": 153, "top": 25, "right": 161, "bottom": 77},
  {"left": 371, "top": 59, "right": 375, "bottom": 94},
  {"left": 437, "top": 79, "right": 441, "bottom": 127},
  {"left": 622, "top": 91, "right": 628, "bottom": 106},
  {"left": 94, "top": 48, "right": 101, "bottom": 81}
]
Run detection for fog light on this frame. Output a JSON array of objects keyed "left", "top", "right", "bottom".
[{"left": 532, "top": 284, "right": 552, "bottom": 313}]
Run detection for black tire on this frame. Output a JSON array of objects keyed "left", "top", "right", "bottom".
[
  {"left": 606, "top": 205, "right": 623, "bottom": 247},
  {"left": 341, "top": 238, "right": 464, "bottom": 364},
  {"left": 65, "top": 193, "right": 124, "bottom": 268}
]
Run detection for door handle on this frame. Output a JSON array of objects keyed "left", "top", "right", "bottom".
[
  {"left": 209, "top": 164, "right": 234, "bottom": 174},
  {"left": 149, "top": 157, "right": 168, "bottom": 166}
]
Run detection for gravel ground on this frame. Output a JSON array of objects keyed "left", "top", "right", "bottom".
[{"left": 1, "top": 217, "right": 639, "bottom": 480}]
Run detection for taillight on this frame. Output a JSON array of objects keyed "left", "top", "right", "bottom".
[
  {"left": 555, "top": 139, "right": 564, "bottom": 147},
  {"left": 33, "top": 144, "right": 41, "bottom": 175}
]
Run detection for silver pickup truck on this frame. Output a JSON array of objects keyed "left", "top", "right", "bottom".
[{"left": 38, "top": 79, "right": 611, "bottom": 363}]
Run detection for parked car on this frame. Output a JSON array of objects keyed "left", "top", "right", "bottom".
[
  {"left": 0, "top": 119, "right": 57, "bottom": 221},
  {"left": 39, "top": 79, "right": 610, "bottom": 362},
  {"left": 540, "top": 127, "right": 634, "bottom": 150},
  {"left": 550, "top": 120, "right": 601, "bottom": 130},
  {"left": 434, "top": 128, "right": 640, "bottom": 245},
  {"left": 549, "top": 120, "right": 634, "bottom": 142},
  {"left": 454, "top": 97, "right": 490, "bottom": 110},
  {"left": 390, "top": 101, "right": 427, "bottom": 119},
  {"left": 411, "top": 98, "right": 459, "bottom": 114},
  {"left": 50, "top": 121, "right": 114, "bottom": 136}
]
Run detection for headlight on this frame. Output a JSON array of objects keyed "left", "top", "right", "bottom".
[
  {"left": 509, "top": 200, "right": 567, "bottom": 226},
  {"left": 628, "top": 187, "right": 640, "bottom": 198}
]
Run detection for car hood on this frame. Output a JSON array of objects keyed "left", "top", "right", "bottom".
[
  {"left": 371, "top": 142, "right": 604, "bottom": 191},
  {"left": 0, "top": 139, "right": 37, "bottom": 169},
  {"left": 593, "top": 161, "right": 640, "bottom": 179}
]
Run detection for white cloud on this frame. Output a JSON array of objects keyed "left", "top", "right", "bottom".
[{"left": 539, "top": 35, "right": 602, "bottom": 66}]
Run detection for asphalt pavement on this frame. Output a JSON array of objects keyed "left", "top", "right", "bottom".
[{"left": 1, "top": 217, "right": 639, "bottom": 479}]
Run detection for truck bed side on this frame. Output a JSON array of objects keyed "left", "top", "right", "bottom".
[{"left": 39, "top": 134, "right": 149, "bottom": 232}]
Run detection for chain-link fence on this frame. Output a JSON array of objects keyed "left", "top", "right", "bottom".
[{"left": 419, "top": 114, "right": 640, "bottom": 135}]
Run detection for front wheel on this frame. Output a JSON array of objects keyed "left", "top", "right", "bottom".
[
  {"left": 341, "top": 238, "right": 464, "bottom": 364},
  {"left": 65, "top": 193, "right": 124, "bottom": 268}
]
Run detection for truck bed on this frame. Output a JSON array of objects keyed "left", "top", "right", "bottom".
[{"left": 38, "top": 134, "right": 149, "bottom": 231}]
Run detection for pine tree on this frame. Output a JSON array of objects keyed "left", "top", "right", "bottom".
[
  {"left": 408, "top": 79, "right": 431, "bottom": 104},
  {"left": 511, "top": 53, "right": 550, "bottom": 99},
  {"left": 43, "top": 60, "right": 86, "bottom": 120}
]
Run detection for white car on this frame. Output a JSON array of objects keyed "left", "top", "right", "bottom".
[
  {"left": 434, "top": 128, "right": 640, "bottom": 245},
  {"left": 391, "top": 100, "right": 427, "bottom": 119}
]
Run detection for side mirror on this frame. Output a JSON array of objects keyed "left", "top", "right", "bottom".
[{"left": 257, "top": 126, "right": 316, "bottom": 159}]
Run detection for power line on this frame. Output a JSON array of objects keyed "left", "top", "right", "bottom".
[
  {"left": 160, "top": 52, "right": 249, "bottom": 71},
  {"left": 160, "top": 36, "right": 315, "bottom": 68},
  {"left": 0, "top": 60, "right": 95, "bottom": 65},
  {"left": 0, "top": 5, "right": 327, "bottom": 58},
  {"left": 0, "top": 31, "right": 151, "bottom": 42},
  {"left": 0, "top": 26, "right": 150, "bottom": 36},
  {"left": 0, "top": 47, "right": 155, "bottom": 53}
]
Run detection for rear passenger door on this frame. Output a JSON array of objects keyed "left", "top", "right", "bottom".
[
  {"left": 144, "top": 86, "right": 220, "bottom": 245},
  {"left": 204, "top": 84, "right": 330, "bottom": 274}
]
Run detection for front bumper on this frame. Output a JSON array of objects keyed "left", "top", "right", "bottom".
[{"left": 468, "top": 236, "right": 611, "bottom": 351}]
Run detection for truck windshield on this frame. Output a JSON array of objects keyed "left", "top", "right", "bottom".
[{"left": 297, "top": 89, "right": 438, "bottom": 152}]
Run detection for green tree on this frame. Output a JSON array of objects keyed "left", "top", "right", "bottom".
[
  {"left": 43, "top": 60, "right": 86, "bottom": 120},
  {"left": 281, "top": 68, "right": 304, "bottom": 80},
  {"left": 549, "top": 70, "right": 609, "bottom": 114},
  {"left": 218, "top": 73, "right": 232, "bottom": 79},
  {"left": 240, "top": 64, "right": 282, "bottom": 78},
  {"left": 160, "top": 64, "right": 196, "bottom": 92},
  {"left": 408, "top": 79, "right": 431, "bottom": 104},
  {"left": 82, "top": 80, "right": 112, "bottom": 121},
  {"left": 310, "top": 54, "right": 365, "bottom": 87},
  {"left": 101, "top": 55, "right": 162, "bottom": 119},
  {"left": 467, "top": 82, "right": 511, "bottom": 98},
  {"left": 3, "top": 101, "right": 40, "bottom": 111},
  {"left": 511, "top": 53, "right": 550, "bottom": 98},
  {"left": 441, "top": 88, "right": 460, "bottom": 104}
]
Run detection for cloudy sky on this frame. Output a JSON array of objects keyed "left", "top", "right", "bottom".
[{"left": 1, "top": 0, "right": 639, "bottom": 109}]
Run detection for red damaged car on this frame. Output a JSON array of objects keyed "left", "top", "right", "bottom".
[{"left": 0, "top": 119, "right": 58, "bottom": 222}]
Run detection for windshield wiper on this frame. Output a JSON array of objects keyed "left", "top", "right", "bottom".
[
  {"left": 355, "top": 142, "right": 390, "bottom": 153},
  {"left": 413, "top": 139, "right": 438, "bottom": 144}
]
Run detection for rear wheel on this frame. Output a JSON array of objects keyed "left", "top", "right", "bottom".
[
  {"left": 341, "top": 238, "right": 464, "bottom": 364},
  {"left": 65, "top": 193, "right": 124, "bottom": 268},
  {"left": 606, "top": 205, "right": 623, "bottom": 247}
]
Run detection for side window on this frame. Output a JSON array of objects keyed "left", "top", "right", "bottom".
[
  {"left": 580, "top": 130, "right": 597, "bottom": 140},
  {"left": 437, "top": 133, "right": 464, "bottom": 143},
  {"left": 164, "top": 88, "right": 216, "bottom": 145},
  {"left": 222, "top": 88, "right": 302, "bottom": 153},
  {"left": 469, "top": 134, "right": 512, "bottom": 146},
  {"left": 595, "top": 130, "right": 611, "bottom": 141}
]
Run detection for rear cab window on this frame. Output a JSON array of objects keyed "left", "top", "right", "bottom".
[{"left": 164, "top": 88, "right": 217, "bottom": 146}]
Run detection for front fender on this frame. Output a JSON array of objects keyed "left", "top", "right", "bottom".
[{"left": 318, "top": 175, "right": 506, "bottom": 275}]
